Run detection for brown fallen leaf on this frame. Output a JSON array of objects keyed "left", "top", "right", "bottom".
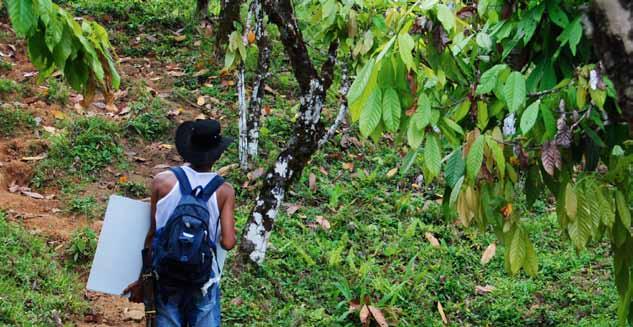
[
  {"left": 368, "top": 306, "right": 389, "bottom": 327},
  {"left": 437, "top": 301, "right": 448, "bottom": 325},
  {"left": 319, "top": 166, "right": 329, "bottom": 176},
  {"left": 197, "top": 96, "right": 206, "bottom": 106},
  {"left": 343, "top": 162, "right": 355, "bottom": 171},
  {"left": 152, "top": 164, "right": 171, "bottom": 170},
  {"left": 193, "top": 69, "right": 209, "bottom": 77},
  {"left": 475, "top": 285, "right": 495, "bottom": 295},
  {"left": 359, "top": 305, "right": 370, "bottom": 326},
  {"left": 286, "top": 204, "right": 301, "bottom": 216},
  {"left": 22, "top": 191, "right": 44, "bottom": 199},
  {"left": 309, "top": 173, "right": 317, "bottom": 192},
  {"left": 230, "top": 297, "right": 243, "bottom": 306},
  {"left": 386, "top": 167, "right": 398, "bottom": 178},
  {"left": 248, "top": 167, "right": 265, "bottom": 181},
  {"left": 425, "top": 232, "right": 441, "bottom": 248},
  {"left": 21, "top": 154, "right": 46, "bottom": 161},
  {"left": 133, "top": 156, "right": 148, "bottom": 162},
  {"left": 174, "top": 35, "right": 187, "bottom": 42},
  {"left": 218, "top": 163, "right": 239, "bottom": 176},
  {"left": 316, "top": 216, "right": 331, "bottom": 230},
  {"left": 481, "top": 243, "right": 497, "bottom": 265}
]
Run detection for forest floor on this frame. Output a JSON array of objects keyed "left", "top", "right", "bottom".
[{"left": 0, "top": 1, "right": 621, "bottom": 326}]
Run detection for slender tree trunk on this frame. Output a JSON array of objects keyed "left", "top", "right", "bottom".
[
  {"left": 238, "top": 0, "right": 339, "bottom": 264},
  {"left": 216, "top": 0, "right": 244, "bottom": 57},
  {"left": 589, "top": 0, "right": 633, "bottom": 126},
  {"left": 195, "top": 0, "right": 210, "bottom": 19},
  {"left": 237, "top": 0, "right": 270, "bottom": 170}
]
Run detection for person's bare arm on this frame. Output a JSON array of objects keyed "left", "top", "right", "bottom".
[{"left": 217, "top": 183, "right": 236, "bottom": 250}]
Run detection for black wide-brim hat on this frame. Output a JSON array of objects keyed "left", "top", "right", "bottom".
[{"left": 175, "top": 119, "right": 233, "bottom": 166}]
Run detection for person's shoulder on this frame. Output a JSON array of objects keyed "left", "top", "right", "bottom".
[
  {"left": 218, "top": 181, "right": 235, "bottom": 197},
  {"left": 151, "top": 170, "right": 177, "bottom": 195}
]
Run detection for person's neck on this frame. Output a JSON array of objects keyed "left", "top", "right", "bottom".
[{"left": 189, "top": 164, "right": 213, "bottom": 172}]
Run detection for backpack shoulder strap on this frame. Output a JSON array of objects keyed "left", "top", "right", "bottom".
[
  {"left": 169, "top": 166, "right": 193, "bottom": 195},
  {"left": 201, "top": 175, "right": 225, "bottom": 202}
]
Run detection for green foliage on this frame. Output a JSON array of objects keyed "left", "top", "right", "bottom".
[
  {"left": 66, "top": 195, "right": 98, "bottom": 218},
  {"left": 0, "top": 106, "right": 35, "bottom": 136},
  {"left": 45, "top": 78, "right": 70, "bottom": 104},
  {"left": 117, "top": 181, "right": 148, "bottom": 198},
  {"left": 32, "top": 116, "right": 124, "bottom": 187},
  {"left": 0, "top": 78, "right": 20, "bottom": 94},
  {"left": 66, "top": 227, "right": 97, "bottom": 263},
  {"left": 5, "top": 0, "right": 119, "bottom": 96},
  {"left": 125, "top": 96, "right": 173, "bottom": 140},
  {"left": 0, "top": 210, "right": 87, "bottom": 325}
]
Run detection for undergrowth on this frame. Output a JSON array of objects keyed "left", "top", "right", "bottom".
[
  {"left": 0, "top": 106, "right": 35, "bottom": 136},
  {"left": 0, "top": 210, "right": 87, "bottom": 326}
]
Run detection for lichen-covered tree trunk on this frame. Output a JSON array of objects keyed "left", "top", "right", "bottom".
[
  {"left": 237, "top": 0, "right": 270, "bottom": 170},
  {"left": 589, "top": 0, "right": 633, "bottom": 126},
  {"left": 216, "top": 0, "right": 243, "bottom": 57},
  {"left": 238, "top": 0, "right": 338, "bottom": 264},
  {"left": 195, "top": 0, "right": 210, "bottom": 19}
]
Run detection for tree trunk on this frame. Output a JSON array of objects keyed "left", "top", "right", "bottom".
[
  {"left": 589, "top": 0, "right": 633, "bottom": 126},
  {"left": 238, "top": 0, "right": 338, "bottom": 264},
  {"left": 216, "top": 0, "right": 243, "bottom": 58},
  {"left": 238, "top": 0, "right": 270, "bottom": 170},
  {"left": 195, "top": 0, "right": 210, "bottom": 19}
]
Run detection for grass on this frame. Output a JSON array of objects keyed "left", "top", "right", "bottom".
[
  {"left": 0, "top": 211, "right": 88, "bottom": 326},
  {"left": 32, "top": 116, "right": 125, "bottom": 188},
  {"left": 0, "top": 106, "right": 35, "bottom": 136},
  {"left": 125, "top": 95, "right": 174, "bottom": 141}
]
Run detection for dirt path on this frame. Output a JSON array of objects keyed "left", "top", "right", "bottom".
[{"left": 0, "top": 20, "right": 222, "bottom": 326}]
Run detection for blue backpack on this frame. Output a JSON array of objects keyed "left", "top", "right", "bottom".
[{"left": 152, "top": 167, "right": 224, "bottom": 287}]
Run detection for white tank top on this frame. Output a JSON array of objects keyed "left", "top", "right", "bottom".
[{"left": 155, "top": 166, "right": 227, "bottom": 282}]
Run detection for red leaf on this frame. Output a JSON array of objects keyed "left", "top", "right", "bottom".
[
  {"left": 368, "top": 306, "right": 389, "bottom": 327},
  {"left": 541, "top": 141, "right": 561, "bottom": 176}
]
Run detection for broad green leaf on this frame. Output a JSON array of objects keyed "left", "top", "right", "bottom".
[
  {"left": 382, "top": 88, "right": 401, "bottom": 132},
  {"left": 398, "top": 32, "right": 415, "bottom": 71},
  {"left": 548, "top": 1, "right": 569, "bottom": 28},
  {"left": 452, "top": 99, "right": 470, "bottom": 122},
  {"left": 449, "top": 176, "right": 464, "bottom": 206},
  {"left": 590, "top": 88, "right": 606, "bottom": 110},
  {"left": 360, "top": 88, "right": 383, "bottom": 137},
  {"left": 436, "top": 4, "right": 455, "bottom": 32},
  {"left": 347, "top": 59, "right": 376, "bottom": 104},
  {"left": 476, "top": 31, "right": 492, "bottom": 50},
  {"left": 476, "top": 101, "right": 489, "bottom": 130},
  {"left": 565, "top": 183, "right": 577, "bottom": 220},
  {"left": 509, "top": 228, "right": 527, "bottom": 274},
  {"left": 445, "top": 149, "right": 465, "bottom": 188},
  {"left": 442, "top": 117, "right": 464, "bottom": 135},
  {"left": 407, "top": 122, "right": 425, "bottom": 148},
  {"left": 476, "top": 64, "right": 507, "bottom": 95},
  {"left": 6, "top": 0, "right": 36, "bottom": 36},
  {"left": 616, "top": 190, "right": 631, "bottom": 228},
  {"left": 557, "top": 17, "right": 582, "bottom": 56},
  {"left": 520, "top": 100, "right": 540, "bottom": 134},
  {"left": 540, "top": 103, "right": 556, "bottom": 140},
  {"left": 486, "top": 136, "right": 505, "bottom": 180},
  {"left": 44, "top": 14, "right": 63, "bottom": 52},
  {"left": 414, "top": 93, "right": 431, "bottom": 130},
  {"left": 466, "top": 135, "right": 485, "bottom": 181},
  {"left": 424, "top": 134, "right": 442, "bottom": 180},
  {"left": 524, "top": 238, "right": 538, "bottom": 277},
  {"left": 419, "top": 0, "right": 437, "bottom": 11},
  {"left": 503, "top": 71, "right": 526, "bottom": 113},
  {"left": 569, "top": 188, "right": 595, "bottom": 250}
]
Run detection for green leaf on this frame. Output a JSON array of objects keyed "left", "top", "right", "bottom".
[
  {"left": 452, "top": 99, "right": 471, "bottom": 122},
  {"left": 6, "top": 0, "right": 36, "bottom": 36},
  {"left": 557, "top": 17, "right": 582, "bottom": 56},
  {"left": 509, "top": 228, "right": 527, "bottom": 275},
  {"left": 424, "top": 134, "right": 442, "bottom": 180},
  {"left": 436, "top": 4, "right": 455, "bottom": 32},
  {"left": 398, "top": 33, "right": 415, "bottom": 71},
  {"left": 44, "top": 15, "right": 63, "bottom": 52},
  {"left": 520, "top": 100, "right": 540, "bottom": 134},
  {"left": 590, "top": 88, "right": 606, "bottom": 110},
  {"left": 503, "top": 71, "right": 526, "bottom": 113},
  {"left": 486, "top": 136, "right": 505, "bottom": 180},
  {"left": 616, "top": 190, "right": 631, "bottom": 228},
  {"left": 360, "top": 88, "right": 383, "bottom": 137},
  {"left": 347, "top": 59, "right": 376, "bottom": 104},
  {"left": 407, "top": 120, "right": 425, "bottom": 148},
  {"left": 466, "top": 135, "right": 485, "bottom": 181},
  {"left": 382, "top": 88, "right": 401, "bottom": 132},
  {"left": 476, "top": 31, "right": 492, "bottom": 50},
  {"left": 565, "top": 183, "right": 577, "bottom": 220},
  {"left": 445, "top": 149, "right": 465, "bottom": 188},
  {"left": 524, "top": 237, "right": 538, "bottom": 277},
  {"left": 476, "top": 64, "right": 507, "bottom": 95},
  {"left": 476, "top": 101, "right": 489, "bottom": 130},
  {"left": 548, "top": 1, "right": 569, "bottom": 28},
  {"left": 569, "top": 187, "right": 595, "bottom": 250},
  {"left": 540, "top": 102, "right": 556, "bottom": 140},
  {"left": 449, "top": 176, "right": 464, "bottom": 206},
  {"left": 414, "top": 93, "right": 431, "bottom": 130}
]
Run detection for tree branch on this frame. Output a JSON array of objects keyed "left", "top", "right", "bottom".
[
  {"left": 321, "top": 41, "right": 339, "bottom": 91},
  {"left": 319, "top": 62, "right": 350, "bottom": 148}
]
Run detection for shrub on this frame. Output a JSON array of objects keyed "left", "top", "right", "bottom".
[
  {"left": 66, "top": 227, "right": 97, "bottom": 264},
  {"left": 0, "top": 106, "right": 35, "bottom": 136},
  {"left": 45, "top": 78, "right": 70, "bottom": 105},
  {"left": 125, "top": 97, "right": 173, "bottom": 140},
  {"left": 66, "top": 195, "right": 99, "bottom": 218}
]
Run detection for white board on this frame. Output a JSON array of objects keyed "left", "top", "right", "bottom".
[{"left": 87, "top": 195, "right": 150, "bottom": 296}]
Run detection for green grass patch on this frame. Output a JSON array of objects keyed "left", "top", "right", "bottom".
[
  {"left": 0, "top": 211, "right": 88, "bottom": 326},
  {"left": 0, "top": 106, "right": 36, "bottom": 136},
  {"left": 0, "top": 78, "right": 19, "bottom": 95},
  {"left": 125, "top": 96, "right": 173, "bottom": 141},
  {"left": 32, "top": 116, "right": 124, "bottom": 187},
  {"left": 66, "top": 227, "right": 98, "bottom": 264}
]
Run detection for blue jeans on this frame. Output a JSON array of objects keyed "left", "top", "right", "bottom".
[{"left": 155, "top": 282, "right": 221, "bottom": 327}]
